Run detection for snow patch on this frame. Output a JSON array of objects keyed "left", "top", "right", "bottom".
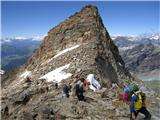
[
  {"left": 54, "top": 45, "right": 80, "bottom": 58},
  {"left": 0, "top": 70, "right": 5, "bottom": 74},
  {"left": 20, "top": 70, "right": 31, "bottom": 79},
  {"left": 151, "top": 35, "right": 159, "bottom": 40},
  {"left": 41, "top": 45, "right": 80, "bottom": 66},
  {"left": 39, "top": 64, "right": 72, "bottom": 83},
  {"left": 118, "top": 62, "right": 122, "bottom": 66},
  {"left": 86, "top": 74, "right": 101, "bottom": 92},
  {"left": 119, "top": 45, "right": 135, "bottom": 51}
]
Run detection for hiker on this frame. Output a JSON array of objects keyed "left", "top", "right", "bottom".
[
  {"left": 75, "top": 84, "right": 85, "bottom": 101},
  {"left": 129, "top": 83, "right": 151, "bottom": 120},
  {"left": 68, "top": 83, "right": 72, "bottom": 91},
  {"left": 55, "top": 83, "right": 58, "bottom": 89},
  {"left": 123, "top": 85, "right": 132, "bottom": 102},
  {"left": 86, "top": 74, "right": 101, "bottom": 92},
  {"left": 111, "top": 82, "right": 118, "bottom": 90},
  {"left": 63, "top": 84, "right": 71, "bottom": 98},
  {"left": 75, "top": 78, "right": 85, "bottom": 101}
]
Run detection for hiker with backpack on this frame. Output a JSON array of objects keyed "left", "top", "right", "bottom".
[
  {"left": 75, "top": 78, "right": 86, "bottom": 101},
  {"left": 63, "top": 84, "right": 71, "bottom": 98},
  {"left": 129, "top": 83, "right": 151, "bottom": 120},
  {"left": 123, "top": 85, "right": 132, "bottom": 102},
  {"left": 55, "top": 83, "right": 58, "bottom": 89}
]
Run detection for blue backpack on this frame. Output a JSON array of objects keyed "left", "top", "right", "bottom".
[{"left": 124, "top": 86, "right": 132, "bottom": 93}]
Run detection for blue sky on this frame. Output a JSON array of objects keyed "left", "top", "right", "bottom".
[{"left": 1, "top": 1, "right": 159, "bottom": 38}]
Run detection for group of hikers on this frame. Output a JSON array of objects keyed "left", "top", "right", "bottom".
[
  {"left": 62, "top": 74, "right": 101, "bottom": 101},
  {"left": 122, "top": 82, "right": 152, "bottom": 120},
  {"left": 57, "top": 74, "right": 151, "bottom": 120}
]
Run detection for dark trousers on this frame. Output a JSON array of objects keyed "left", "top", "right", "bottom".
[
  {"left": 76, "top": 92, "right": 84, "bottom": 101},
  {"left": 130, "top": 107, "right": 151, "bottom": 120}
]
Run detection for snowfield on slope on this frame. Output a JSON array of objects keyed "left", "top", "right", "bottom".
[
  {"left": 39, "top": 64, "right": 72, "bottom": 83},
  {"left": 119, "top": 45, "right": 135, "bottom": 51},
  {"left": 54, "top": 45, "right": 80, "bottom": 58},
  {"left": 20, "top": 70, "right": 32, "bottom": 79},
  {"left": 43, "top": 45, "right": 80, "bottom": 64}
]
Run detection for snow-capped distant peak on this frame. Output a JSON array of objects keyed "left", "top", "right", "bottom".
[
  {"left": 2, "top": 35, "right": 45, "bottom": 42},
  {"left": 111, "top": 34, "right": 136, "bottom": 41},
  {"left": 111, "top": 33, "right": 160, "bottom": 42},
  {"left": 0, "top": 70, "right": 5, "bottom": 75},
  {"left": 150, "top": 35, "right": 159, "bottom": 40},
  {"left": 136, "top": 33, "right": 160, "bottom": 40},
  {"left": 15, "top": 36, "right": 28, "bottom": 40},
  {"left": 119, "top": 45, "right": 135, "bottom": 51},
  {"left": 31, "top": 34, "right": 47, "bottom": 41},
  {"left": 1, "top": 39, "right": 12, "bottom": 43}
]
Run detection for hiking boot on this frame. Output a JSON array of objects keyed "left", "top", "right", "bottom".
[{"left": 144, "top": 114, "right": 151, "bottom": 120}]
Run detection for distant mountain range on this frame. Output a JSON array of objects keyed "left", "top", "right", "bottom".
[
  {"left": 120, "top": 43, "right": 160, "bottom": 72},
  {"left": 1, "top": 33, "right": 160, "bottom": 81},
  {"left": 1, "top": 38, "right": 42, "bottom": 71},
  {"left": 112, "top": 33, "right": 159, "bottom": 51},
  {"left": 112, "top": 33, "right": 160, "bottom": 80}
]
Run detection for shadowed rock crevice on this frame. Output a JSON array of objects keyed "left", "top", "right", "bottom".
[{"left": 95, "top": 56, "right": 118, "bottom": 86}]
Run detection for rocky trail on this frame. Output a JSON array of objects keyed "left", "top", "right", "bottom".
[{"left": 1, "top": 78, "right": 160, "bottom": 120}]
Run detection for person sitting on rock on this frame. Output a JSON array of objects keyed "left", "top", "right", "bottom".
[{"left": 130, "top": 83, "right": 151, "bottom": 120}]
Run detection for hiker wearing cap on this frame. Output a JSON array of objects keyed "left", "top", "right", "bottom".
[{"left": 130, "top": 83, "right": 151, "bottom": 120}]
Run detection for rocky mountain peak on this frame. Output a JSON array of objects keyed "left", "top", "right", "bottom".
[{"left": 15, "top": 5, "right": 132, "bottom": 87}]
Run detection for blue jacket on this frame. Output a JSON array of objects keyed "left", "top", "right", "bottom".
[
  {"left": 63, "top": 84, "right": 69, "bottom": 94},
  {"left": 130, "top": 95, "right": 138, "bottom": 112}
]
